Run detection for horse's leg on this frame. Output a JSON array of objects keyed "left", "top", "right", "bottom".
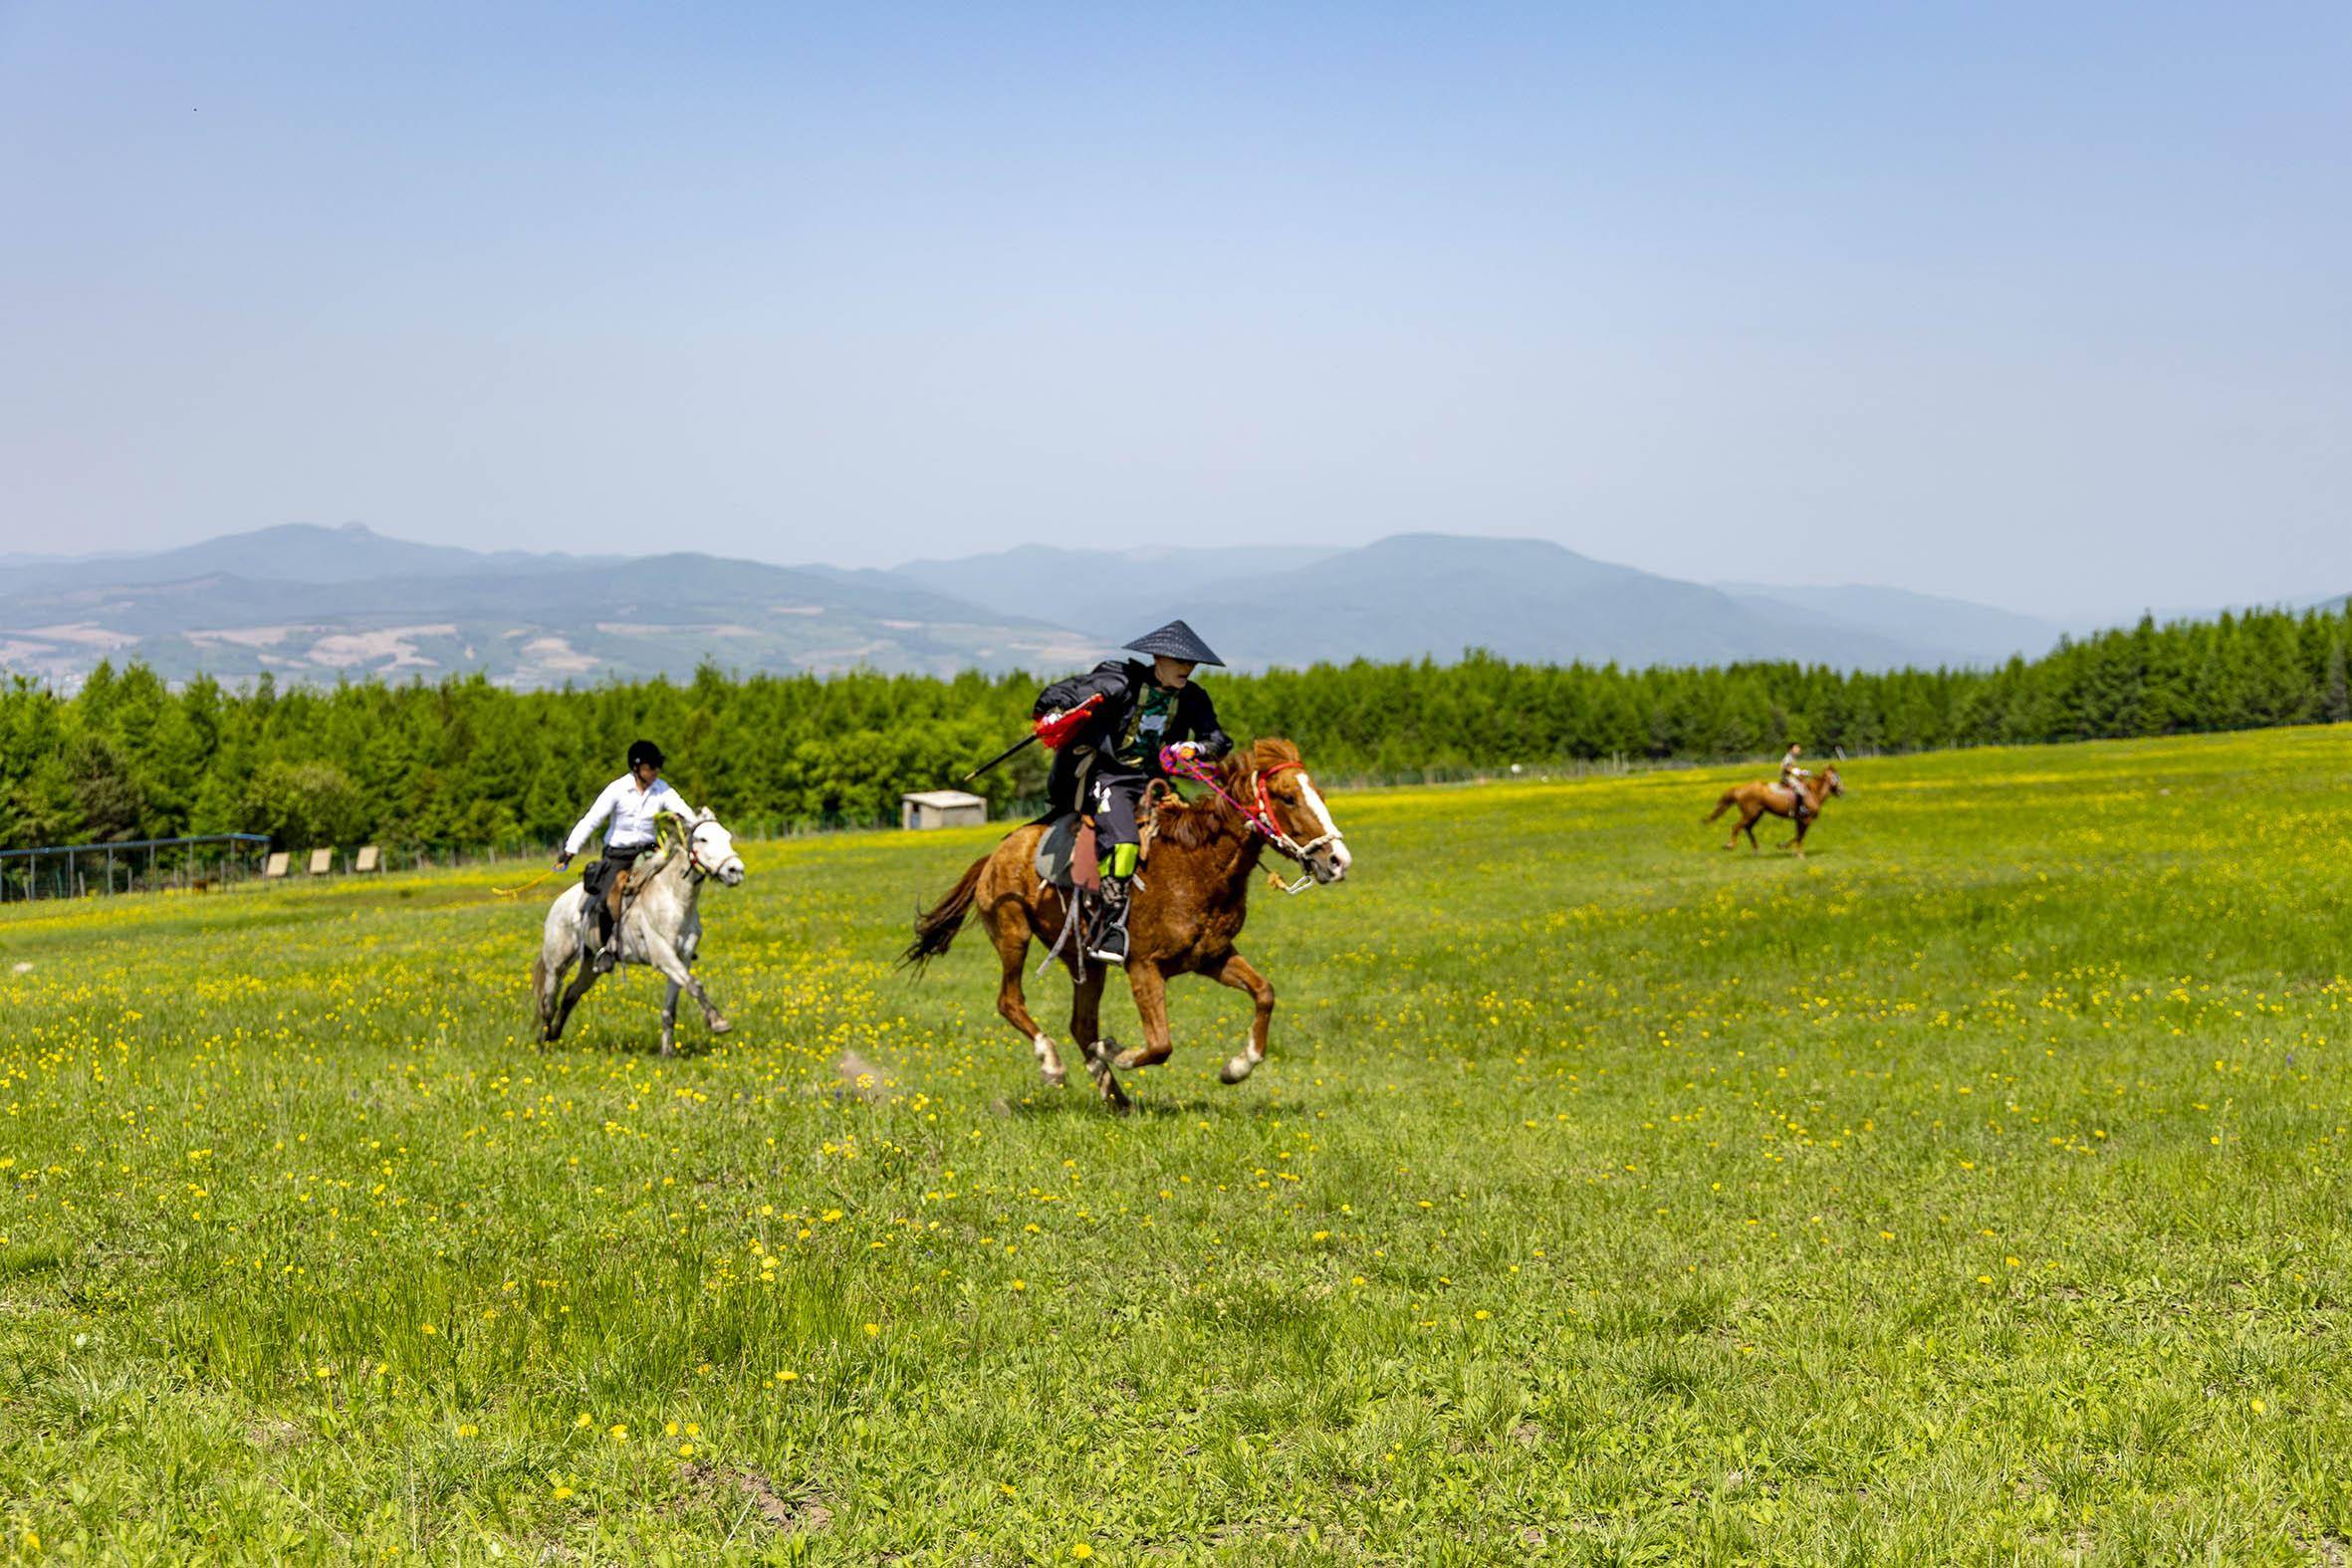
[
  {"left": 661, "top": 978, "right": 682, "bottom": 1058},
  {"left": 533, "top": 942, "right": 567, "bottom": 1043},
  {"left": 1069, "top": 966, "right": 1129, "bottom": 1113},
  {"left": 988, "top": 898, "right": 1064, "bottom": 1086},
  {"left": 550, "top": 957, "right": 597, "bottom": 1043},
  {"left": 1742, "top": 810, "right": 1761, "bottom": 851},
  {"left": 1207, "top": 952, "right": 1276, "bottom": 1085},
  {"left": 641, "top": 931, "right": 725, "bottom": 1052},
  {"left": 1113, "top": 964, "right": 1177, "bottom": 1070}
]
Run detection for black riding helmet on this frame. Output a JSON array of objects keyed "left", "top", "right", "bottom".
[{"left": 626, "top": 739, "right": 666, "bottom": 772}]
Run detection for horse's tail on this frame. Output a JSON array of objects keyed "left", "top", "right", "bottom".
[
  {"left": 1706, "top": 789, "right": 1737, "bottom": 823},
  {"left": 902, "top": 855, "right": 989, "bottom": 974}
]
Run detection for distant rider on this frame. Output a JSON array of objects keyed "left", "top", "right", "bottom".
[
  {"left": 556, "top": 739, "right": 697, "bottom": 973},
  {"left": 1779, "top": 743, "right": 1814, "bottom": 828},
  {"left": 1033, "top": 620, "right": 1232, "bottom": 964}
]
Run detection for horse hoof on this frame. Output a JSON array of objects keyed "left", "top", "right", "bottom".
[
  {"left": 1220, "top": 1055, "right": 1257, "bottom": 1084},
  {"left": 708, "top": 1016, "right": 733, "bottom": 1034},
  {"left": 1112, "top": 1046, "right": 1157, "bottom": 1071},
  {"left": 1042, "top": 1068, "right": 1067, "bottom": 1088}
]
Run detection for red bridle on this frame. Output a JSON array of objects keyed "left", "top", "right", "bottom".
[{"left": 1169, "top": 756, "right": 1344, "bottom": 887}]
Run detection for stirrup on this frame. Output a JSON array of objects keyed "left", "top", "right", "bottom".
[{"left": 1085, "top": 886, "right": 1131, "bottom": 965}]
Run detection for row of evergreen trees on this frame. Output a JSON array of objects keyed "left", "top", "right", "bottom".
[{"left": 4, "top": 604, "right": 2346, "bottom": 856}]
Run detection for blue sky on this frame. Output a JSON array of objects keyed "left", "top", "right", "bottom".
[{"left": 2, "top": 1, "right": 2344, "bottom": 616}]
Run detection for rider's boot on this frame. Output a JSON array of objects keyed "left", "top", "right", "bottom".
[
  {"left": 588, "top": 902, "right": 620, "bottom": 974},
  {"left": 1085, "top": 877, "right": 1131, "bottom": 966}
]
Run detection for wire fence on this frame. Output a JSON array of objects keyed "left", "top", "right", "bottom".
[{"left": 0, "top": 833, "right": 273, "bottom": 903}]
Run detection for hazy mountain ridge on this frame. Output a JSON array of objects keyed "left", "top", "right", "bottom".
[
  {"left": 879, "top": 543, "right": 1345, "bottom": 621},
  {"left": 1121, "top": 534, "right": 1931, "bottom": 670},
  {"left": 1719, "top": 581, "right": 2070, "bottom": 666},
  {"left": 3, "top": 522, "right": 2126, "bottom": 689},
  {"left": 0, "top": 529, "right": 1098, "bottom": 687}
]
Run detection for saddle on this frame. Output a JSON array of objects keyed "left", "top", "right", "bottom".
[
  {"left": 1033, "top": 784, "right": 1169, "bottom": 893},
  {"left": 601, "top": 839, "right": 674, "bottom": 924}
]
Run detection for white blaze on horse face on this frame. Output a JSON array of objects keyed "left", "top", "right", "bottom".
[{"left": 1296, "top": 773, "right": 1350, "bottom": 876}]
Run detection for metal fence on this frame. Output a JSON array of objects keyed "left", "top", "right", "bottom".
[{"left": 0, "top": 833, "right": 272, "bottom": 903}]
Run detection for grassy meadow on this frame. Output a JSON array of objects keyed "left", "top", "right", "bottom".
[{"left": 4, "top": 726, "right": 2352, "bottom": 1563}]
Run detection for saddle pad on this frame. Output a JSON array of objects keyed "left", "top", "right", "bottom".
[{"left": 1034, "top": 814, "right": 1080, "bottom": 888}]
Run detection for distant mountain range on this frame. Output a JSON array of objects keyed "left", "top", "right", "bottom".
[
  {"left": 0, "top": 521, "right": 2126, "bottom": 690},
  {"left": 0, "top": 523, "right": 1096, "bottom": 688}
]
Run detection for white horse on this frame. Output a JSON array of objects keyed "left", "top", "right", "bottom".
[{"left": 532, "top": 811, "right": 746, "bottom": 1055}]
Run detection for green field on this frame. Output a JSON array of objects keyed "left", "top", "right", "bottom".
[{"left": 5, "top": 727, "right": 2351, "bottom": 1563}]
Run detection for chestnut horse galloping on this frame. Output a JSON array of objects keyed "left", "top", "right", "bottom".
[
  {"left": 900, "top": 739, "right": 1351, "bottom": 1112},
  {"left": 1707, "top": 765, "right": 1844, "bottom": 854}
]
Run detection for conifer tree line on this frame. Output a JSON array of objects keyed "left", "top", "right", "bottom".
[{"left": 3, "top": 603, "right": 2346, "bottom": 856}]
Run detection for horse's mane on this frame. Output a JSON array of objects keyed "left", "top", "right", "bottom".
[{"left": 1152, "top": 738, "right": 1300, "bottom": 850}]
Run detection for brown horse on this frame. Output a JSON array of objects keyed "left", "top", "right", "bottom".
[
  {"left": 901, "top": 738, "right": 1351, "bottom": 1111},
  {"left": 1707, "top": 765, "right": 1844, "bottom": 854}
]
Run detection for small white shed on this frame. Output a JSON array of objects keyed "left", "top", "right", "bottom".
[{"left": 901, "top": 789, "right": 988, "bottom": 830}]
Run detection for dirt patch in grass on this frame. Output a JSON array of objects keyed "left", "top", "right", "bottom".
[{"left": 683, "top": 1461, "right": 832, "bottom": 1535}]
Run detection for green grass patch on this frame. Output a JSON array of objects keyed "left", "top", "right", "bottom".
[{"left": 4, "top": 726, "right": 2351, "bottom": 1561}]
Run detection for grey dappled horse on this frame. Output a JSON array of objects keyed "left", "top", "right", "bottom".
[{"left": 532, "top": 811, "right": 746, "bottom": 1055}]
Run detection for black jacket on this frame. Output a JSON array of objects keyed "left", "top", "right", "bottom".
[{"left": 1035, "top": 659, "right": 1232, "bottom": 812}]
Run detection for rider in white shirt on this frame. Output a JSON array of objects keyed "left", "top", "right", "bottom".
[{"left": 556, "top": 739, "right": 697, "bottom": 972}]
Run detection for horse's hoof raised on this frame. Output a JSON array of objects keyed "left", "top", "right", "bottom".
[
  {"left": 708, "top": 1016, "right": 733, "bottom": 1035},
  {"left": 1220, "top": 1054, "right": 1258, "bottom": 1085},
  {"left": 1112, "top": 1045, "right": 1157, "bottom": 1071}
]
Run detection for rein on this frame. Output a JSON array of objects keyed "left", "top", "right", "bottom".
[
  {"left": 1170, "top": 757, "right": 1342, "bottom": 895},
  {"left": 492, "top": 864, "right": 561, "bottom": 900}
]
